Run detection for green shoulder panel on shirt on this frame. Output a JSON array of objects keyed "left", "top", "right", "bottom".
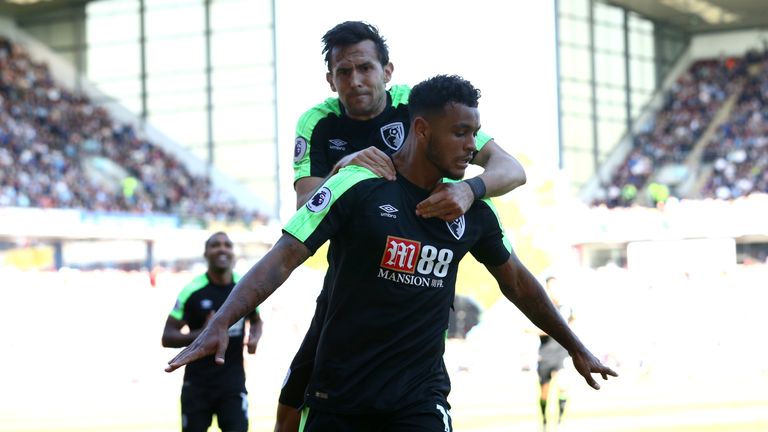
[
  {"left": 284, "top": 165, "right": 378, "bottom": 244},
  {"left": 389, "top": 84, "right": 411, "bottom": 107},
  {"left": 476, "top": 129, "right": 492, "bottom": 151},
  {"left": 170, "top": 273, "right": 209, "bottom": 320},
  {"left": 294, "top": 97, "right": 343, "bottom": 182},
  {"left": 169, "top": 272, "right": 257, "bottom": 320}
]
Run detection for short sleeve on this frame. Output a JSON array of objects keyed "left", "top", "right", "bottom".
[
  {"left": 284, "top": 166, "right": 378, "bottom": 253},
  {"left": 469, "top": 200, "right": 511, "bottom": 266}
]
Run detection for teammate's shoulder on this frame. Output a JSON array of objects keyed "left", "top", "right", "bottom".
[
  {"left": 389, "top": 84, "right": 411, "bottom": 107},
  {"left": 312, "top": 166, "right": 383, "bottom": 203},
  {"left": 468, "top": 198, "right": 506, "bottom": 228},
  {"left": 299, "top": 96, "right": 342, "bottom": 122},
  {"left": 178, "top": 273, "right": 209, "bottom": 297},
  {"left": 471, "top": 197, "right": 498, "bottom": 212},
  {"left": 296, "top": 98, "right": 341, "bottom": 138},
  {"left": 329, "top": 165, "right": 381, "bottom": 187}
]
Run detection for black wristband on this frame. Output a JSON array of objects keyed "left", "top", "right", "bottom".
[{"left": 464, "top": 177, "right": 486, "bottom": 200}]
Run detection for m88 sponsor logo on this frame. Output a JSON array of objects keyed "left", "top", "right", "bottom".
[{"left": 380, "top": 235, "right": 454, "bottom": 278}]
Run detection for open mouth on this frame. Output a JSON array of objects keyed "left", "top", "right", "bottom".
[{"left": 215, "top": 253, "right": 231, "bottom": 264}]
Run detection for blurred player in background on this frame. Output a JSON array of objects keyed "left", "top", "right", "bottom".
[
  {"left": 276, "top": 20, "right": 528, "bottom": 431},
  {"left": 535, "top": 276, "right": 575, "bottom": 431},
  {"left": 161, "top": 231, "right": 263, "bottom": 432}
]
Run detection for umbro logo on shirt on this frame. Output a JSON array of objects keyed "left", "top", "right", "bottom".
[
  {"left": 329, "top": 139, "right": 347, "bottom": 150},
  {"left": 379, "top": 204, "right": 398, "bottom": 218}
]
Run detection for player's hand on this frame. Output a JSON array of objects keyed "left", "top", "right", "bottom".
[
  {"left": 165, "top": 320, "right": 230, "bottom": 372},
  {"left": 569, "top": 349, "right": 618, "bottom": 390},
  {"left": 416, "top": 181, "right": 474, "bottom": 221},
  {"left": 332, "top": 146, "right": 395, "bottom": 180}
]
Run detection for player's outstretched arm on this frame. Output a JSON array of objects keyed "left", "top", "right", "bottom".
[
  {"left": 568, "top": 347, "right": 617, "bottom": 390},
  {"left": 416, "top": 140, "right": 526, "bottom": 221},
  {"left": 486, "top": 252, "right": 617, "bottom": 389},
  {"left": 166, "top": 235, "right": 311, "bottom": 372}
]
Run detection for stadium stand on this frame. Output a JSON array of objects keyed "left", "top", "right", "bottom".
[
  {"left": 699, "top": 48, "right": 768, "bottom": 200},
  {"left": 591, "top": 55, "right": 745, "bottom": 207},
  {"left": 0, "top": 36, "right": 265, "bottom": 227},
  {"left": 592, "top": 46, "right": 768, "bottom": 208}
]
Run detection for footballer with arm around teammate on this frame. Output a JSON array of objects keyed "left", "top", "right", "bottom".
[
  {"left": 277, "top": 20, "right": 528, "bottom": 431},
  {"left": 166, "top": 75, "right": 616, "bottom": 432}
]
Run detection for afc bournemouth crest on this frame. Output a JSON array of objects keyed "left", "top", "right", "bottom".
[
  {"left": 446, "top": 216, "right": 465, "bottom": 240},
  {"left": 380, "top": 122, "right": 405, "bottom": 151},
  {"left": 306, "top": 187, "right": 332, "bottom": 212}
]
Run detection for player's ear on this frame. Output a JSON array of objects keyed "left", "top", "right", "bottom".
[
  {"left": 413, "top": 117, "right": 430, "bottom": 140},
  {"left": 383, "top": 62, "right": 393, "bottom": 84},
  {"left": 326, "top": 72, "right": 337, "bottom": 92}
]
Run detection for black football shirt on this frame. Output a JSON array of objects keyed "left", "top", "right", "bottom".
[
  {"left": 292, "top": 84, "right": 492, "bottom": 182},
  {"left": 283, "top": 165, "right": 511, "bottom": 414},
  {"left": 170, "top": 273, "right": 254, "bottom": 389}
]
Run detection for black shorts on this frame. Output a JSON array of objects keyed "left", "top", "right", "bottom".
[
  {"left": 180, "top": 382, "right": 248, "bottom": 432},
  {"left": 301, "top": 400, "right": 452, "bottom": 432}
]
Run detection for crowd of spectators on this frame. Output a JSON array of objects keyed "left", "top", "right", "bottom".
[
  {"left": 592, "top": 56, "right": 745, "bottom": 208},
  {"left": 0, "top": 37, "right": 265, "bottom": 226},
  {"left": 700, "top": 48, "right": 768, "bottom": 200}
]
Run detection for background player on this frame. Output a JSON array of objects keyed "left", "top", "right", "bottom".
[
  {"left": 534, "top": 275, "right": 575, "bottom": 431},
  {"left": 161, "top": 232, "right": 263, "bottom": 432}
]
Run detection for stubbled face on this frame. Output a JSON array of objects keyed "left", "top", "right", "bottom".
[
  {"left": 425, "top": 103, "right": 480, "bottom": 180},
  {"left": 204, "top": 233, "right": 234, "bottom": 272},
  {"left": 326, "top": 40, "right": 393, "bottom": 121}
]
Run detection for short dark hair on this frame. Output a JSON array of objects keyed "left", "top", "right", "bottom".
[
  {"left": 322, "top": 21, "right": 390, "bottom": 71},
  {"left": 408, "top": 75, "right": 481, "bottom": 122},
  {"left": 204, "top": 231, "right": 228, "bottom": 251}
]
